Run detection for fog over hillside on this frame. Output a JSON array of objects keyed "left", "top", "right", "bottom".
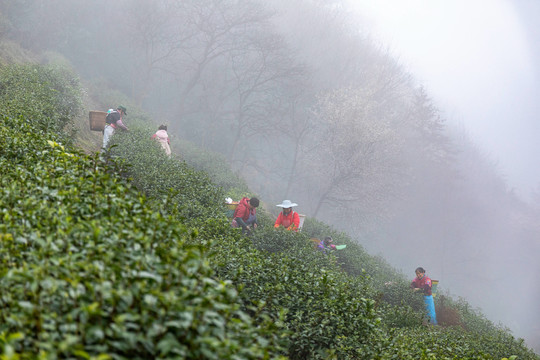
[
  {"left": 349, "top": 0, "right": 540, "bottom": 200},
  {"left": 1, "top": 0, "right": 538, "bottom": 353},
  {"left": 347, "top": 0, "right": 540, "bottom": 351}
]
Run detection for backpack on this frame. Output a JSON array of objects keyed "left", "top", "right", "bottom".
[{"left": 105, "top": 110, "right": 119, "bottom": 125}]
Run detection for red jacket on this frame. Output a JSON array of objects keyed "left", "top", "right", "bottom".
[
  {"left": 233, "top": 197, "right": 255, "bottom": 222},
  {"left": 274, "top": 211, "right": 299, "bottom": 231},
  {"left": 411, "top": 275, "right": 433, "bottom": 296}
]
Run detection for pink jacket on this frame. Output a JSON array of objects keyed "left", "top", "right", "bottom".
[
  {"left": 411, "top": 275, "right": 433, "bottom": 296},
  {"left": 152, "top": 130, "right": 171, "bottom": 156}
]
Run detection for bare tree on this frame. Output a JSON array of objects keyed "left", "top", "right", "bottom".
[
  {"left": 299, "top": 86, "right": 403, "bottom": 218},
  {"left": 234, "top": 80, "right": 316, "bottom": 201},
  {"left": 118, "top": 0, "right": 279, "bottom": 122},
  {"left": 281, "top": 91, "right": 315, "bottom": 199},
  {"left": 225, "top": 32, "right": 306, "bottom": 165},
  {"left": 123, "top": 0, "right": 191, "bottom": 106},
  {"left": 169, "top": 0, "right": 275, "bottom": 115}
]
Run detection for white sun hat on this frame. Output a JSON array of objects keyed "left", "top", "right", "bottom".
[{"left": 276, "top": 199, "right": 298, "bottom": 208}]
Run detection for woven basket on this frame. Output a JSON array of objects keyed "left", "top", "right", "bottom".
[
  {"left": 298, "top": 214, "right": 306, "bottom": 229},
  {"left": 225, "top": 202, "right": 239, "bottom": 218},
  {"left": 89, "top": 111, "right": 107, "bottom": 131},
  {"left": 432, "top": 280, "right": 439, "bottom": 296}
]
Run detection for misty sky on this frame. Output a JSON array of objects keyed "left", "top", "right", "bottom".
[{"left": 347, "top": 0, "right": 540, "bottom": 199}]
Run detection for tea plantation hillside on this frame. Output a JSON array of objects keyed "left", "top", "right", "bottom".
[{"left": 0, "top": 64, "right": 538, "bottom": 359}]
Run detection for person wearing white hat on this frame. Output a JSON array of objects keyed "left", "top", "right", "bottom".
[{"left": 274, "top": 199, "right": 300, "bottom": 231}]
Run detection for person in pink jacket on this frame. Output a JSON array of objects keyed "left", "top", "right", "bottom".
[
  {"left": 274, "top": 199, "right": 300, "bottom": 231},
  {"left": 151, "top": 125, "right": 171, "bottom": 156}
]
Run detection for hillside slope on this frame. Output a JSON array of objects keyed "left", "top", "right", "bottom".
[{"left": 0, "top": 45, "right": 538, "bottom": 359}]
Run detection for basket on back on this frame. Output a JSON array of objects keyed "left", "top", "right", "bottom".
[{"left": 89, "top": 111, "right": 107, "bottom": 131}]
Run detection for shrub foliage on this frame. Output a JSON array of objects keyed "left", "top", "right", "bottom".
[{"left": 0, "top": 63, "right": 538, "bottom": 359}]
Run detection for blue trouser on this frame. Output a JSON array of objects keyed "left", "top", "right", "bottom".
[
  {"left": 424, "top": 295, "right": 437, "bottom": 325},
  {"left": 234, "top": 214, "right": 257, "bottom": 234}
]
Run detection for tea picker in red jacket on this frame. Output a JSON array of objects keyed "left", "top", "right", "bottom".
[
  {"left": 232, "top": 197, "right": 259, "bottom": 235},
  {"left": 410, "top": 267, "right": 438, "bottom": 325},
  {"left": 274, "top": 200, "right": 300, "bottom": 231}
]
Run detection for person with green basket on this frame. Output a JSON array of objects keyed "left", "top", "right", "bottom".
[{"left": 316, "top": 236, "right": 347, "bottom": 254}]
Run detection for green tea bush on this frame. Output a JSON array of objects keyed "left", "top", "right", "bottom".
[
  {"left": 175, "top": 140, "right": 250, "bottom": 196},
  {"left": 250, "top": 226, "right": 310, "bottom": 254},
  {"left": 375, "top": 326, "right": 539, "bottom": 360},
  {"left": 3, "top": 61, "right": 538, "bottom": 359},
  {"left": 0, "top": 113, "right": 286, "bottom": 359},
  {"left": 203, "top": 223, "right": 390, "bottom": 359},
  {"left": 302, "top": 218, "right": 387, "bottom": 279},
  {"left": 0, "top": 63, "right": 82, "bottom": 142},
  {"left": 210, "top": 235, "right": 383, "bottom": 359},
  {"left": 379, "top": 280, "right": 425, "bottom": 312},
  {"left": 107, "top": 125, "right": 225, "bottom": 222},
  {"left": 378, "top": 303, "right": 423, "bottom": 329}
]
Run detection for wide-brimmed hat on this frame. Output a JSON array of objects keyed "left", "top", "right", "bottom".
[
  {"left": 276, "top": 199, "right": 298, "bottom": 208},
  {"left": 117, "top": 105, "right": 127, "bottom": 114}
]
